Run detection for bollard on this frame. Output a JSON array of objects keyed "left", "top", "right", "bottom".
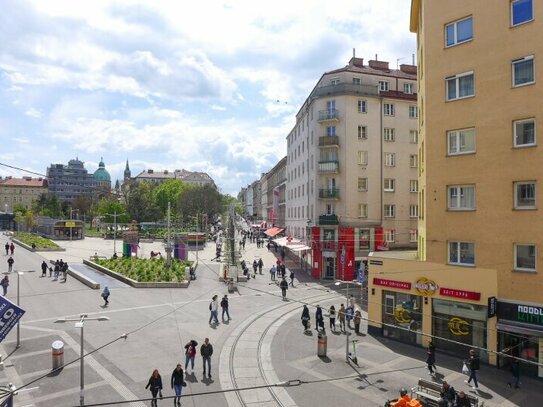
[
  {"left": 52, "top": 340, "right": 64, "bottom": 370},
  {"left": 317, "top": 332, "right": 327, "bottom": 357}
]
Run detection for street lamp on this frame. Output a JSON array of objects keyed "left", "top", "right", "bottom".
[
  {"left": 69, "top": 209, "right": 79, "bottom": 241},
  {"left": 54, "top": 314, "right": 110, "bottom": 406},
  {"left": 16, "top": 271, "right": 24, "bottom": 349},
  {"left": 335, "top": 279, "right": 362, "bottom": 363},
  {"left": 104, "top": 212, "right": 125, "bottom": 256}
]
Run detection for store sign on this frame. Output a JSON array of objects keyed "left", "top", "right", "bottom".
[
  {"left": 373, "top": 278, "right": 411, "bottom": 290},
  {"left": 448, "top": 317, "right": 470, "bottom": 336},
  {"left": 65, "top": 221, "right": 76, "bottom": 227},
  {"left": 394, "top": 306, "right": 411, "bottom": 323},
  {"left": 415, "top": 277, "right": 439, "bottom": 296},
  {"left": 369, "top": 260, "right": 383, "bottom": 266},
  {"left": 497, "top": 301, "right": 543, "bottom": 327},
  {"left": 488, "top": 297, "right": 497, "bottom": 318},
  {"left": 440, "top": 288, "right": 481, "bottom": 301}
]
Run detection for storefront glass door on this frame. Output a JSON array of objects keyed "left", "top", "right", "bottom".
[{"left": 323, "top": 255, "right": 336, "bottom": 279}]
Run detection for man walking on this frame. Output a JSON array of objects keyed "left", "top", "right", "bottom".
[
  {"left": 170, "top": 363, "right": 184, "bottom": 406},
  {"left": 200, "top": 338, "right": 213, "bottom": 378},
  {"left": 209, "top": 295, "right": 219, "bottom": 325},
  {"left": 270, "top": 264, "right": 276, "bottom": 281},
  {"left": 315, "top": 305, "right": 324, "bottom": 332},
  {"left": 279, "top": 278, "right": 288, "bottom": 301},
  {"left": 41, "top": 260, "right": 48, "bottom": 277},
  {"left": 7, "top": 256, "right": 14, "bottom": 273},
  {"left": 101, "top": 286, "right": 110, "bottom": 306},
  {"left": 289, "top": 270, "right": 295, "bottom": 287},
  {"left": 258, "top": 258, "right": 263, "bottom": 275},
  {"left": 338, "top": 304, "right": 346, "bottom": 332},
  {"left": 0, "top": 276, "right": 8, "bottom": 296},
  {"left": 9, "top": 243, "right": 14, "bottom": 255},
  {"left": 220, "top": 295, "right": 230, "bottom": 320},
  {"left": 464, "top": 349, "right": 480, "bottom": 390},
  {"left": 4, "top": 243, "right": 8, "bottom": 256}
]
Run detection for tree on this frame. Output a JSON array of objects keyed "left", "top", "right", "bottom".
[
  {"left": 125, "top": 181, "right": 162, "bottom": 223},
  {"left": 154, "top": 180, "right": 186, "bottom": 218},
  {"left": 96, "top": 199, "right": 129, "bottom": 224},
  {"left": 221, "top": 194, "right": 243, "bottom": 215},
  {"left": 72, "top": 195, "right": 94, "bottom": 218},
  {"left": 177, "top": 184, "right": 222, "bottom": 226},
  {"left": 32, "top": 193, "right": 63, "bottom": 218}
]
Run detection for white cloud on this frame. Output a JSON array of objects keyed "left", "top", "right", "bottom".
[{"left": 25, "top": 108, "right": 43, "bottom": 118}]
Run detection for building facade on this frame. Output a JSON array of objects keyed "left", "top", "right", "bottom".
[
  {"left": 133, "top": 169, "right": 216, "bottom": 188},
  {"left": 265, "top": 157, "right": 287, "bottom": 228},
  {"left": 287, "top": 57, "right": 419, "bottom": 280},
  {"left": 0, "top": 176, "right": 48, "bottom": 211},
  {"left": 369, "top": 0, "right": 543, "bottom": 376},
  {"left": 46, "top": 158, "right": 96, "bottom": 203}
]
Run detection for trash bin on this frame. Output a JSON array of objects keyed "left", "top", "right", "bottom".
[
  {"left": 317, "top": 332, "right": 327, "bottom": 357},
  {"left": 52, "top": 340, "right": 64, "bottom": 369}
]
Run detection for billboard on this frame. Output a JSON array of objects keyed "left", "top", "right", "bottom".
[{"left": 0, "top": 296, "right": 25, "bottom": 343}]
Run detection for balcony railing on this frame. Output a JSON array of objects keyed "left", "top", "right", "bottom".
[
  {"left": 311, "top": 83, "right": 379, "bottom": 99},
  {"left": 318, "top": 136, "right": 339, "bottom": 148},
  {"left": 318, "top": 160, "right": 339, "bottom": 173},
  {"left": 319, "top": 214, "right": 339, "bottom": 225},
  {"left": 318, "top": 109, "right": 339, "bottom": 122},
  {"left": 319, "top": 188, "right": 340, "bottom": 199}
]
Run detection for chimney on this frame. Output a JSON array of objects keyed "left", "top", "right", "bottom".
[
  {"left": 148, "top": 169, "right": 154, "bottom": 174},
  {"left": 400, "top": 64, "right": 418, "bottom": 75},
  {"left": 368, "top": 60, "right": 390, "bottom": 71},
  {"left": 164, "top": 170, "right": 169, "bottom": 174},
  {"left": 349, "top": 57, "right": 364, "bottom": 68}
]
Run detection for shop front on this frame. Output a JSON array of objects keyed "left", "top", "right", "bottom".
[{"left": 497, "top": 300, "right": 543, "bottom": 378}]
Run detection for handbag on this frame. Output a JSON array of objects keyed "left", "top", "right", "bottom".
[
  {"left": 462, "top": 362, "right": 469, "bottom": 375},
  {"left": 159, "top": 391, "right": 163, "bottom": 399},
  {"left": 182, "top": 381, "right": 187, "bottom": 387}
]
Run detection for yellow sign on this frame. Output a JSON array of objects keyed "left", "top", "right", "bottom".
[
  {"left": 415, "top": 277, "right": 439, "bottom": 296},
  {"left": 65, "top": 221, "right": 76, "bottom": 228},
  {"left": 394, "top": 306, "right": 411, "bottom": 323},
  {"left": 448, "top": 317, "right": 470, "bottom": 336}
]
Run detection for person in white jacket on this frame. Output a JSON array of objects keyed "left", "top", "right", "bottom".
[{"left": 209, "top": 295, "right": 219, "bottom": 325}]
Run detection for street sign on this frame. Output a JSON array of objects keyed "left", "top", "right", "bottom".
[{"left": 0, "top": 297, "right": 25, "bottom": 343}]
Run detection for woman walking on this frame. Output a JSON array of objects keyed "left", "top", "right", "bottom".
[
  {"left": 354, "top": 310, "right": 362, "bottom": 334},
  {"left": 426, "top": 341, "right": 437, "bottom": 376},
  {"left": 171, "top": 363, "right": 185, "bottom": 406},
  {"left": 301, "top": 305, "right": 310, "bottom": 332},
  {"left": 145, "top": 369, "right": 163, "bottom": 407},
  {"left": 0, "top": 276, "right": 9, "bottom": 296},
  {"left": 329, "top": 305, "right": 336, "bottom": 332}
]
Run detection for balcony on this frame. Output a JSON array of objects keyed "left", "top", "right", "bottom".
[
  {"left": 318, "top": 160, "right": 339, "bottom": 173},
  {"left": 319, "top": 214, "right": 339, "bottom": 225},
  {"left": 319, "top": 136, "right": 339, "bottom": 148},
  {"left": 311, "top": 83, "right": 379, "bottom": 99},
  {"left": 319, "top": 188, "right": 340, "bottom": 199},
  {"left": 318, "top": 109, "right": 339, "bottom": 122}
]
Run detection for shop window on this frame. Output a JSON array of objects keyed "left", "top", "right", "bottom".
[
  {"left": 382, "top": 291, "right": 423, "bottom": 345},
  {"left": 359, "top": 228, "right": 370, "bottom": 250}
]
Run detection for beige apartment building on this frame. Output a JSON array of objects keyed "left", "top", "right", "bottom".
[
  {"left": 0, "top": 176, "right": 48, "bottom": 212},
  {"left": 286, "top": 57, "right": 419, "bottom": 280},
  {"left": 368, "top": 0, "right": 543, "bottom": 377}
]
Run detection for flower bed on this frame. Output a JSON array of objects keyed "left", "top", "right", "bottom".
[
  {"left": 15, "top": 232, "right": 60, "bottom": 249},
  {"left": 94, "top": 258, "right": 191, "bottom": 282}
]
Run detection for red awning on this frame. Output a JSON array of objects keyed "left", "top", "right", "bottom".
[{"left": 264, "top": 227, "right": 284, "bottom": 237}]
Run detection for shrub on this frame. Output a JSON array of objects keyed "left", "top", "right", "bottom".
[
  {"left": 15, "top": 233, "right": 60, "bottom": 249},
  {"left": 94, "top": 257, "right": 191, "bottom": 282}
]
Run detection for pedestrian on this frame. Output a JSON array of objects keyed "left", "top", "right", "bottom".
[
  {"left": 338, "top": 304, "right": 346, "bottom": 332},
  {"left": 266, "top": 241, "right": 271, "bottom": 251},
  {"left": 170, "top": 364, "right": 185, "bottom": 406},
  {"left": 507, "top": 347, "right": 521, "bottom": 389},
  {"left": 258, "top": 258, "right": 263, "bottom": 275},
  {"left": 0, "top": 276, "right": 9, "bottom": 296},
  {"left": 426, "top": 341, "right": 437, "bottom": 376},
  {"left": 280, "top": 248, "right": 285, "bottom": 262},
  {"left": 4, "top": 243, "right": 8, "bottom": 255},
  {"left": 289, "top": 270, "right": 295, "bottom": 287},
  {"left": 280, "top": 264, "right": 286, "bottom": 279},
  {"left": 354, "top": 310, "right": 362, "bottom": 334},
  {"left": 101, "top": 286, "right": 110, "bottom": 306},
  {"left": 455, "top": 391, "right": 471, "bottom": 407},
  {"left": 464, "top": 349, "right": 480, "bottom": 390},
  {"left": 315, "top": 305, "right": 325, "bottom": 332},
  {"left": 62, "top": 262, "right": 69, "bottom": 281},
  {"left": 9, "top": 243, "right": 14, "bottom": 255},
  {"left": 220, "top": 295, "right": 230, "bottom": 320},
  {"left": 145, "top": 369, "right": 163, "bottom": 407},
  {"left": 252, "top": 260, "right": 258, "bottom": 278},
  {"left": 301, "top": 305, "right": 310, "bottom": 332},
  {"left": 7, "top": 256, "right": 14, "bottom": 272},
  {"left": 184, "top": 340, "right": 198, "bottom": 372},
  {"left": 270, "top": 264, "right": 276, "bottom": 281},
  {"left": 439, "top": 381, "right": 456, "bottom": 406},
  {"left": 41, "top": 260, "right": 48, "bottom": 277},
  {"left": 53, "top": 261, "right": 60, "bottom": 280},
  {"left": 200, "top": 338, "right": 213, "bottom": 378},
  {"left": 279, "top": 278, "right": 288, "bottom": 301},
  {"left": 209, "top": 295, "right": 219, "bottom": 325},
  {"left": 329, "top": 305, "right": 336, "bottom": 331}
]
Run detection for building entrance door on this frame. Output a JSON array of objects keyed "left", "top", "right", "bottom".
[{"left": 323, "top": 254, "right": 336, "bottom": 279}]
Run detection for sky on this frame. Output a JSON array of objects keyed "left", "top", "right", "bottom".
[{"left": 0, "top": 0, "right": 415, "bottom": 196}]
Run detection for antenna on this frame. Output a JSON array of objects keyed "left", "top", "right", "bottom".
[
  {"left": 412, "top": 53, "right": 415, "bottom": 65},
  {"left": 353, "top": 48, "right": 356, "bottom": 58},
  {"left": 375, "top": 54, "right": 378, "bottom": 61}
]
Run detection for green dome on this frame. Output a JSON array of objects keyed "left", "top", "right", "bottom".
[{"left": 94, "top": 158, "right": 111, "bottom": 182}]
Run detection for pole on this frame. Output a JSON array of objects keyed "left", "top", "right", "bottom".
[
  {"left": 166, "top": 202, "right": 172, "bottom": 268},
  {"left": 196, "top": 213, "right": 199, "bottom": 265},
  {"left": 80, "top": 322, "right": 84, "bottom": 406},
  {"left": 345, "top": 281, "right": 350, "bottom": 362},
  {"left": 16, "top": 272, "right": 20, "bottom": 349},
  {"left": 70, "top": 209, "right": 73, "bottom": 241},
  {"left": 113, "top": 210, "right": 117, "bottom": 256}
]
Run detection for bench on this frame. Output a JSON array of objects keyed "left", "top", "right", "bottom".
[{"left": 411, "top": 378, "right": 483, "bottom": 407}]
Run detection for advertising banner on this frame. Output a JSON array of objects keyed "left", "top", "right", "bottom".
[{"left": 0, "top": 296, "right": 26, "bottom": 343}]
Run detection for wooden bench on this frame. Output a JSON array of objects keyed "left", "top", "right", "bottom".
[{"left": 411, "top": 378, "right": 483, "bottom": 407}]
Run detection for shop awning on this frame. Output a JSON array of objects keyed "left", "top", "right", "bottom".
[
  {"left": 289, "top": 244, "right": 311, "bottom": 251},
  {"left": 265, "top": 227, "right": 284, "bottom": 237}
]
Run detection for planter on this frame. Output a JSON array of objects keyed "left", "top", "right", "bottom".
[{"left": 12, "top": 238, "right": 66, "bottom": 252}]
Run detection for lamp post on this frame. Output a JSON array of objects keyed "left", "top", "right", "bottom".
[
  {"left": 54, "top": 314, "right": 110, "bottom": 406},
  {"left": 16, "top": 271, "right": 24, "bottom": 348},
  {"left": 69, "top": 209, "right": 79, "bottom": 241},
  {"left": 104, "top": 212, "right": 125, "bottom": 256}
]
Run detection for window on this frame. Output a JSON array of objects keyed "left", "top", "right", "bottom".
[
  {"left": 383, "top": 128, "right": 395, "bottom": 142},
  {"left": 514, "top": 244, "right": 536, "bottom": 271},
  {"left": 445, "top": 16, "right": 473, "bottom": 47},
  {"left": 514, "top": 118, "right": 536, "bottom": 147},
  {"left": 448, "top": 241, "right": 475, "bottom": 266},
  {"left": 353, "top": 77, "right": 361, "bottom": 85},
  {"left": 383, "top": 103, "right": 395, "bottom": 116},
  {"left": 409, "top": 204, "right": 419, "bottom": 218},
  {"left": 410, "top": 130, "right": 419, "bottom": 144},
  {"left": 358, "top": 151, "right": 368, "bottom": 165},
  {"left": 384, "top": 204, "right": 395, "bottom": 218},
  {"left": 358, "top": 125, "right": 368, "bottom": 140},
  {"left": 446, "top": 71, "right": 474, "bottom": 101},
  {"left": 409, "top": 105, "right": 418, "bottom": 118},
  {"left": 410, "top": 180, "right": 419, "bottom": 193},
  {"left": 410, "top": 154, "right": 418, "bottom": 168},
  {"left": 379, "top": 81, "right": 389, "bottom": 91},
  {"left": 385, "top": 229, "right": 395, "bottom": 243},
  {"left": 448, "top": 128, "right": 476, "bottom": 155},
  {"left": 326, "top": 126, "right": 336, "bottom": 136},
  {"left": 512, "top": 56, "right": 535, "bottom": 87},
  {"left": 514, "top": 181, "right": 536, "bottom": 209},
  {"left": 330, "top": 78, "right": 340, "bottom": 85},
  {"left": 384, "top": 153, "right": 396, "bottom": 167},
  {"left": 410, "top": 229, "right": 418, "bottom": 242},
  {"left": 448, "top": 185, "right": 476, "bottom": 210},
  {"left": 404, "top": 83, "right": 414, "bottom": 94},
  {"left": 358, "top": 203, "right": 368, "bottom": 218},
  {"left": 357, "top": 100, "right": 367, "bottom": 113},
  {"left": 358, "top": 177, "right": 368, "bottom": 191},
  {"left": 511, "top": 0, "right": 533, "bottom": 26},
  {"left": 384, "top": 178, "right": 395, "bottom": 192}
]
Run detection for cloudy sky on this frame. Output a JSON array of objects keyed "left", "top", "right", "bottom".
[{"left": 0, "top": 0, "right": 415, "bottom": 195}]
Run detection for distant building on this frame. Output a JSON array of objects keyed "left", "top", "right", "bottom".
[
  {"left": 0, "top": 176, "right": 48, "bottom": 211},
  {"left": 132, "top": 169, "right": 216, "bottom": 188},
  {"left": 93, "top": 158, "right": 112, "bottom": 199}
]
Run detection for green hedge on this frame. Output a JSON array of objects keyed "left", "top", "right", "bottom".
[
  {"left": 15, "top": 233, "right": 60, "bottom": 249},
  {"left": 94, "top": 258, "right": 191, "bottom": 282}
]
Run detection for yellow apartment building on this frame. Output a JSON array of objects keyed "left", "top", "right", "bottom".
[
  {"left": 368, "top": 0, "right": 543, "bottom": 377},
  {"left": 0, "top": 176, "right": 48, "bottom": 212}
]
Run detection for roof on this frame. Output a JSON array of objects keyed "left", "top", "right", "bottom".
[
  {"left": 134, "top": 169, "right": 214, "bottom": 183},
  {"left": 0, "top": 177, "right": 48, "bottom": 188},
  {"left": 324, "top": 63, "right": 417, "bottom": 81}
]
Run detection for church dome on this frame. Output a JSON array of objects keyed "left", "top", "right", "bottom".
[{"left": 94, "top": 158, "right": 111, "bottom": 182}]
